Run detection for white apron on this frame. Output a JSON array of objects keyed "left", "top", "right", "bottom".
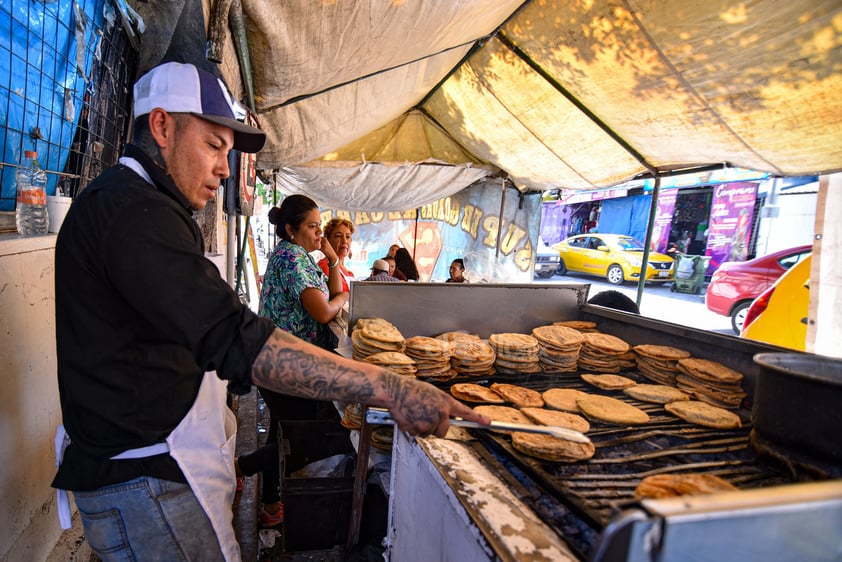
[
  {"left": 166, "top": 371, "right": 240, "bottom": 562},
  {"left": 55, "top": 371, "right": 240, "bottom": 562}
]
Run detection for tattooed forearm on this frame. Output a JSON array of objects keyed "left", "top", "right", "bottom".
[
  {"left": 249, "top": 328, "right": 488, "bottom": 437},
  {"left": 252, "top": 329, "right": 377, "bottom": 404}
]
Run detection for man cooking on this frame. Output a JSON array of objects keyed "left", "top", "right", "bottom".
[{"left": 51, "top": 61, "right": 487, "bottom": 561}]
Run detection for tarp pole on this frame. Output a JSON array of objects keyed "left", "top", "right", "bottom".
[
  {"left": 636, "top": 175, "right": 661, "bottom": 308},
  {"left": 219, "top": 0, "right": 256, "bottom": 292},
  {"left": 496, "top": 178, "right": 507, "bottom": 258},
  {"left": 226, "top": 216, "right": 236, "bottom": 287}
]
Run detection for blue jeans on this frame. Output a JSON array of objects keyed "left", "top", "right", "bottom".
[{"left": 73, "top": 476, "right": 226, "bottom": 562}]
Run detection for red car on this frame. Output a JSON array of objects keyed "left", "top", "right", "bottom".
[{"left": 705, "top": 245, "right": 811, "bottom": 334}]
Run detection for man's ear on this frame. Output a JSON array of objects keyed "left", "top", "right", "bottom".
[{"left": 147, "top": 108, "right": 171, "bottom": 149}]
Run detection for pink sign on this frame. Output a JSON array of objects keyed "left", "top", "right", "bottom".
[
  {"left": 705, "top": 182, "right": 758, "bottom": 272},
  {"left": 650, "top": 190, "right": 677, "bottom": 252}
]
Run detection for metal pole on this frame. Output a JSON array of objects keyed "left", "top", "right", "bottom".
[
  {"left": 227, "top": 215, "right": 236, "bottom": 287},
  {"left": 496, "top": 178, "right": 507, "bottom": 259},
  {"left": 636, "top": 175, "right": 661, "bottom": 308}
]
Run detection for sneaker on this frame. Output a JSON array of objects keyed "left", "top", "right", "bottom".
[{"left": 259, "top": 504, "right": 284, "bottom": 528}]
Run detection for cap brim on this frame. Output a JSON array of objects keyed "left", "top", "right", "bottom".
[{"left": 191, "top": 113, "right": 266, "bottom": 153}]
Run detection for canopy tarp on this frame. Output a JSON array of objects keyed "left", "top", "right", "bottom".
[
  {"left": 200, "top": 0, "right": 842, "bottom": 209},
  {"left": 275, "top": 110, "right": 498, "bottom": 211}
]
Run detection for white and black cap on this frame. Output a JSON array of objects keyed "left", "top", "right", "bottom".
[{"left": 133, "top": 62, "right": 266, "bottom": 153}]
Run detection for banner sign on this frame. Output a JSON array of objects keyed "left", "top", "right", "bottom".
[
  {"left": 320, "top": 180, "right": 542, "bottom": 283},
  {"left": 705, "top": 182, "right": 759, "bottom": 273},
  {"left": 650, "top": 190, "right": 678, "bottom": 253}
]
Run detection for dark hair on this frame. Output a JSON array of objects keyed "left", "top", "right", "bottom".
[
  {"left": 394, "top": 247, "right": 420, "bottom": 281},
  {"left": 451, "top": 258, "right": 465, "bottom": 270},
  {"left": 130, "top": 114, "right": 163, "bottom": 162},
  {"left": 268, "top": 194, "right": 318, "bottom": 241},
  {"left": 131, "top": 113, "right": 194, "bottom": 168},
  {"left": 587, "top": 290, "right": 640, "bottom": 314}
]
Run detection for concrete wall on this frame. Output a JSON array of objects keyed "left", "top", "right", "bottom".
[
  {"left": 0, "top": 223, "right": 237, "bottom": 561},
  {"left": 0, "top": 234, "right": 64, "bottom": 562}
]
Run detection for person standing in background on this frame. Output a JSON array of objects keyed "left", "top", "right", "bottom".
[
  {"left": 318, "top": 217, "right": 356, "bottom": 292},
  {"left": 383, "top": 255, "right": 407, "bottom": 281},
  {"left": 394, "top": 247, "right": 420, "bottom": 281},
  {"left": 684, "top": 231, "right": 694, "bottom": 254},
  {"left": 363, "top": 259, "right": 401, "bottom": 282},
  {"left": 446, "top": 258, "right": 468, "bottom": 283},
  {"left": 238, "top": 194, "right": 347, "bottom": 527}
]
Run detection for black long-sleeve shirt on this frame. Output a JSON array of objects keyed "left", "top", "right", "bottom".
[{"left": 52, "top": 145, "right": 275, "bottom": 491}]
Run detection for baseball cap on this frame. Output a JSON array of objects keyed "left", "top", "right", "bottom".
[
  {"left": 372, "top": 259, "right": 390, "bottom": 272},
  {"left": 133, "top": 61, "right": 266, "bottom": 153}
]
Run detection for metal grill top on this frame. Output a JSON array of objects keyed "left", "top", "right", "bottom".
[{"left": 449, "top": 371, "right": 795, "bottom": 560}]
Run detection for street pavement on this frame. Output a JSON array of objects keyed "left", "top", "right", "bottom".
[{"left": 534, "top": 271, "right": 734, "bottom": 336}]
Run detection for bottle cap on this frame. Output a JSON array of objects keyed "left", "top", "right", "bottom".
[{"left": 24, "top": 150, "right": 37, "bottom": 158}]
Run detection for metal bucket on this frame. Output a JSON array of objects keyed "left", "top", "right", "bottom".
[{"left": 752, "top": 352, "right": 842, "bottom": 463}]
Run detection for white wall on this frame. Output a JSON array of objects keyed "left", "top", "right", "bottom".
[
  {"left": 754, "top": 190, "right": 817, "bottom": 256},
  {"left": 0, "top": 234, "right": 64, "bottom": 562},
  {"left": 0, "top": 223, "right": 235, "bottom": 560}
]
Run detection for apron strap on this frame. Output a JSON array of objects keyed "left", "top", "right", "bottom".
[
  {"left": 53, "top": 424, "right": 169, "bottom": 529},
  {"left": 110, "top": 442, "right": 169, "bottom": 460},
  {"left": 53, "top": 425, "right": 73, "bottom": 530}
]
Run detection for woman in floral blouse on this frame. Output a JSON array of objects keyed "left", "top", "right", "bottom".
[
  {"left": 238, "top": 194, "right": 349, "bottom": 529},
  {"left": 258, "top": 195, "right": 348, "bottom": 342}
]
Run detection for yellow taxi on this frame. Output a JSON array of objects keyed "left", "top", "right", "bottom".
[
  {"left": 551, "top": 233, "right": 674, "bottom": 285},
  {"left": 740, "top": 254, "right": 810, "bottom": 351}
]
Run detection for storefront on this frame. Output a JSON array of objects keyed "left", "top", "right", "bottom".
[
  {"left": 539, "top": 169, "right": 809, "bottom": 275},
  {"left": 540, "top": 187, "right": 630, "bottom": 245}
]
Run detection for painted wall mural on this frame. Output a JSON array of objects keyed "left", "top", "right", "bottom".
[{"left": 317, "top": 180, "right": 542, "bottom": 283}]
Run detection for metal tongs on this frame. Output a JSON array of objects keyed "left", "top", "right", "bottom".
[{"left": 366, "top": 408, "right": 591, "bottom": 444}]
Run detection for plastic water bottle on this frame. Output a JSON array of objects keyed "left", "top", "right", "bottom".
[{"left": 15, "top": 150, "right": 49, "bottom": 236}]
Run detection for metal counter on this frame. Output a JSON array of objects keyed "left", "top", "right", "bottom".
[{"left": 348, "top": 282, "right": 841, "bottom": 561}]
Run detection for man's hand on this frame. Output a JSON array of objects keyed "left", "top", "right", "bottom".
[{"left": 386, "top": 377, "right": 491, "bottom": 437}]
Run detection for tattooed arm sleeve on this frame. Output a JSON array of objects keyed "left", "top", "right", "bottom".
[{"left": 250, "top": 328, "right": 489, "bottom": 437}]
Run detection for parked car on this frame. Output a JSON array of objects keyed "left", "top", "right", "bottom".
[
  {"left": 740, "top": 254, "right": 811, "bottom": 351},
  {"left": 705, "top": 245, "right": 811, "bottom": 334},
  {"left": 551, "top": 234, "right": 673, "bottom": 285},
  {"left": 535, "top": 237, "right": 561, "bottom": 278}
]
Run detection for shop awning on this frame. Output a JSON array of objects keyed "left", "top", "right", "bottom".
[{"left": 210, "top": 0, "right": 842, "bottom": 209}]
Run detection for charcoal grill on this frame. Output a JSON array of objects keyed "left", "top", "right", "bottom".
[
  {"left": 348, "top": 283, "right": 842, "bottom": 561},
  {"left": 456, "top": 374, "right": 810, "bottom": 560}
]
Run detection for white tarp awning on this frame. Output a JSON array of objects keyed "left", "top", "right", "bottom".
[{"left": 202, "top": 0, "right": 842, "bottom": 208}]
